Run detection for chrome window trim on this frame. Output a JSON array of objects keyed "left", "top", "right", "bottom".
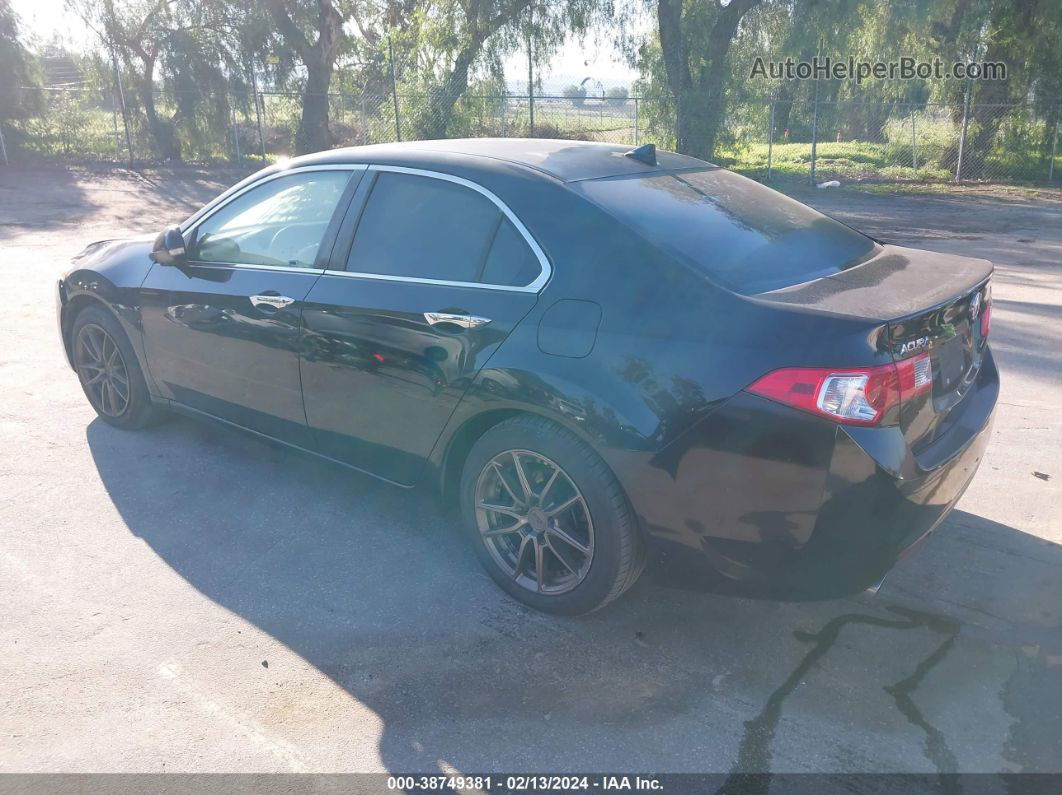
[
  {"left": 182, "top": 164, "right": 368, "bottom": 272},
  {"left": 334, "top": 164, "right": 551, "bottom": 294}
]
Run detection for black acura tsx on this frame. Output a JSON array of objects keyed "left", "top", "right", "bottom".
[{"left": 57, "top": 138, "right": 997, "bottom": 614}]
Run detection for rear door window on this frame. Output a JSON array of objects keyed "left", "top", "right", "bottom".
[
  {"left": 574, "top": 168, "right": 876, "bottom": 294},
  {"left": 347, "top": 172, "right": 501, "bottom": 283},
  {"left": 480, "top": 218, "right": 541, "bottom": 287}
]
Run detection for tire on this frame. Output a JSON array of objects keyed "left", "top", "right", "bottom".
[
  {"left": 70, "top": 305, "right": 163, "bottom": 430},
  {"left": 460, "top": 415, "right": 645, "bottom": 615}
]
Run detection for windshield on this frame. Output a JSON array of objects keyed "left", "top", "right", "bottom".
[{"left": 575, "top": 168, "right": 877, "bottom": 294}]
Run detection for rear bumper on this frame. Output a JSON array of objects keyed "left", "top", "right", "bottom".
[{"left": 622, "top": 349, "right": 998, "bottom": 599}]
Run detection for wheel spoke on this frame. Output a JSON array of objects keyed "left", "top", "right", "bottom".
[
  {"left": 537, "top": 465, "right": 561, "bottom": 504},
  {"left": 546, "top": 494, "right": 581, "bottom": 518},
  {"left": 477, "top": 501, "right": 524, "bottom": 521},
  {"left": 534, "top": 540, "right": 545, "bottom": 592},
  {"left": 482, "top": 520, "right": 526, "bottom": 538},
  {"left": 546, "top": 538, "right": 578, "bottom": 575},
  {"left": 82, "top": 369, "right": 106, "bottom": 386},
  {"left": 511, "top": 452, "right": 533, "bottom": 501},
  {"left": 81, "top": 333, "right": 101, "bottom": 363},
  {"left": 512, "top": 535, "right": 531, "bottom": 580},
  {"left": 490, "top": 461, "right": 523, "bottom": 506},
  {"left": 547, "top": 524, "right": 590, "bottom": 556},
  {"left": 110, "top": 377, "right": 129, "bottom": 403}
]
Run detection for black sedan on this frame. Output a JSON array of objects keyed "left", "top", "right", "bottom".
[{"left": 57, "top": 139, "right": 997, "bottom": 614}]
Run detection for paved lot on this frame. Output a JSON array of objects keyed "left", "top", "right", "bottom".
[{"left": 1, "top": 166, "right": 1060, "bottom": 774}]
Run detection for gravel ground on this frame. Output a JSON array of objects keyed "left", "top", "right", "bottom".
[{"left": 0, "top": 165, "right": 1059, "bottom": 774}]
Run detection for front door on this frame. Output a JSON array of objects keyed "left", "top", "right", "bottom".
[
  {"left": 139, "top": 167, "right": 361, "bottom": 445},
  {"left": 300, "top": 168, "right": 545, "bottom": 485}
]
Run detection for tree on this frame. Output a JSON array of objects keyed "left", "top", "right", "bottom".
[
  {"left": 0, "top": 0, "right": 41, "bottom": 131},
  {"left": 655, "top": 0, "right": 764, "bottom": 159},
  {"left": 408, "top": 0, "right": 606, "bottom": 139},
  {"left": 73, "top": 0, "right": 238, "bottom": 161},
  {"left": 264, "top": 0, "right": 348, "bottom": 153},
  {"left": 563, "top": 83, "right": 587, "bottom": 107},
  {"left": 605, "top": 85, "right": 627, "bottom": 106}
]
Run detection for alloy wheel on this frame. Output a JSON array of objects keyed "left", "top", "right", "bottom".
[
  {"left": 74, "top": 323, "right": 131, "bottom": 418},
  {"left": 474, "top": 449, "right": 595, "bottom": 595}
]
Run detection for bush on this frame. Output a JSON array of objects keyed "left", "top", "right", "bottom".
[
  {"left": 563, "top": 84, "right": 587, "bottom": 108},
  {"left": 605, "top": 86, "right": 629, "bottom": 107}
]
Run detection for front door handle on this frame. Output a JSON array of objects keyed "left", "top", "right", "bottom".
[
  {"left": 424, "top": 312, "right": 492, "bottom": 329},
  {"left": 250, "top": 294, "right": 295, "bottom": 310}
]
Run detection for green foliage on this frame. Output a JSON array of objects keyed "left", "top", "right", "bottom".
[
  {"left": 563, "top": 83, "right": 587, "bottom": 107},
  {"left": 605, "top": 86, "right": 628, "bottom": 106},
  {"left": 0, "top": 0, "right": 41, "bottom": 122}
]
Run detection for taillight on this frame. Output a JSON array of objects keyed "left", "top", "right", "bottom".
[{"left": 747, "top": 353, "right": 932, "bottom": 426}]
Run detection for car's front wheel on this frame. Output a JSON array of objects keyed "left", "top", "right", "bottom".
[
  {"left": 71, "top": 306, "right": 162, "bottom": 430},
  {"left": 460, "top": 416, "right": 645, "bottom": 615}
]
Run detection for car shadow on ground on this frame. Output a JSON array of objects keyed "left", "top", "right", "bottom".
[{"left": 85, "top": 414, "right": 1062, "bottom": 773}]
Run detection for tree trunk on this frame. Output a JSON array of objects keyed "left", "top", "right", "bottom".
[
  {"left": 657, "top": 0, "right": 762, "bottom": 160},
  {"left": 296, "top": 56, "right": 333, "bottom": 154},
  {"left": 421, "top": 43, "right": 480, "bottom": 139},
  {"left": 136, "top": 57, "right": 180, "bottom": 161}
]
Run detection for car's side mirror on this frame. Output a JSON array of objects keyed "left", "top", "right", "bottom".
[{"left": 152, "top": 225, "right": 187, "bottom": 265}]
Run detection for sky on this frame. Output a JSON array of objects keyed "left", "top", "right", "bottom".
[{"left": 11, "top": 0, "right": 642, "bottom": 92}]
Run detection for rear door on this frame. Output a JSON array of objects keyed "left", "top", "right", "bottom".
[
  {"left": 300, "top": 167, "right": 546, "bottom": 485},
  {"left": 140, "top": 166, "right": 362, "bottom": 444}
]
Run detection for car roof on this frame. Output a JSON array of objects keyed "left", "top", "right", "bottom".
[{"left": 292, "top": 138, "right": 711, "bottom": 183}]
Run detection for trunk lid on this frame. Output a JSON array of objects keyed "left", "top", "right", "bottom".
[{"left": 755, "top": 244, "right": 993, "bottom": 450}]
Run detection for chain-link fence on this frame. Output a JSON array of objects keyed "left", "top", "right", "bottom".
[{"left": 5, "top": 85, "right": 1061, "bottom": 185}]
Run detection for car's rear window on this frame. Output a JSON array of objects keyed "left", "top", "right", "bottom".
[{"left": 574, "top": 168, "right": 876, "bottom": 294}]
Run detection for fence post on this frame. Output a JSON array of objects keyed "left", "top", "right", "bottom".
[
  {"left": 389, "top": 38, "right": 402, "bottom": 142},
  {"left": 809, "top": 78, "right": 820, "bottom": 185},
  {"left": 1049, "top": 114, "right": 1059, "bottom": 182},
  {"left": 955, "top": 83, "right": 970, "bottom": 183},
  {"left": 767, "top": 99, "right": 775, "bottom": 181},
  {"left": 111, "top": 50, "right": 134, "bottom": 168},
  {"left": 0, "top": 125, "right": 8, "bottom": 166},
  {"left": 633, "top": 97, "right": 639, "bottom": 146},
  {"left": 111, "top": 89, "right": 121, "bottom": 161},
  {"left": 232, "top": 107, "right": 241, "bottom": 163},
  {"left": 910, "top": 106, "right": 917, "bottom": 170},
  {"left": 250, "top": 66, "right": 266, "bottom": 162},
  {"left": 527, "top": 17, "right": 534, "bottom": 136}
]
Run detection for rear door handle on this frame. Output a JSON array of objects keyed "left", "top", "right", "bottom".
[
  {"left": 250, "top": 294, "right": 295, "bottom": 310},
  {"left": 423, "top": 312, "right": 492, "bottom": 329}
]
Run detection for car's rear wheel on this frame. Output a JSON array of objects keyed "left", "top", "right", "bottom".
[
  {"left": 72, "top": 306, "right": 162, "bottom": 430},
  {"left": 460, "top": 416, "right": 644, "bottom": 615}
]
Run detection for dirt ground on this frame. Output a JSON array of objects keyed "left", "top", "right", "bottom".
[{"left": 0, "top": 164, "right": 1059, "bottom": 774}]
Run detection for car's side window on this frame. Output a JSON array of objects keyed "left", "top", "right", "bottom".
[
  {"left": 192, "top": 170, "right": 351, "bottom": 269},
  {"left": 480, "top": 218, "right": 541, "bottom": 287},
  {"left": 347, "top": 171, "right": 503, "bottom": 283}
]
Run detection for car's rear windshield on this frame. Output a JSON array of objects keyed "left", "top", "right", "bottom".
[{"left": 574, "top": 168, "right": 877, "bottom": 294}]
